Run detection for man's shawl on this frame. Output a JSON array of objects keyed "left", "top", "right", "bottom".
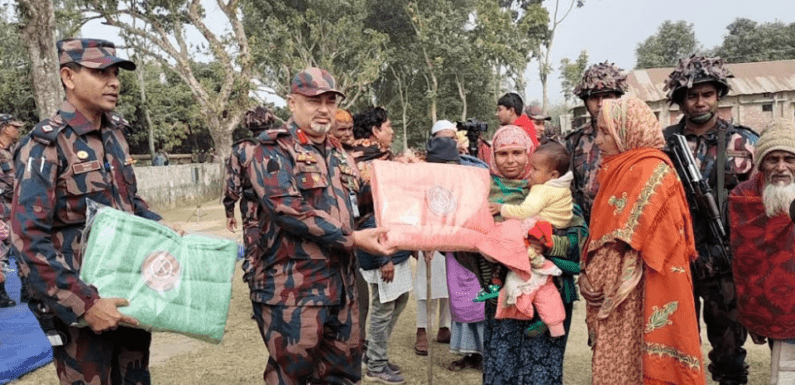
[{"left": 729, "top": 172, "right": 795, "bottom": 339}]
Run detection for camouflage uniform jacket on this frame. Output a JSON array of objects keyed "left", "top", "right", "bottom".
[
  {"left": 223, "top": 138, "right": 260, "bottom": 229},
  {"left": 10, "top": 101, "right": 161, "bottom": 324},
  {"left": 0, "top": 145, "right": 14, "bottom": 232},
  {"left": 663, "top": 117, "right": 758, "bottom": 275},
  {"left": 247, "top": 122, "right": 365, "bottom": 307},
  {"left": 565, "top": 122, "right": 601, "bottom": 223}
]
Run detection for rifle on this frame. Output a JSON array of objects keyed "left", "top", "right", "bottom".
[{"left": 667, "top": 134, "right": 731, "bottom": 265}]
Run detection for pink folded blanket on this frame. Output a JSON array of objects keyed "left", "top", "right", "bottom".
[{"left": 371, "top": 161, "right": 530, "bottom": 280}]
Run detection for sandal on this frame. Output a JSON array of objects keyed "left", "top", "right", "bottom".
[
  {"left": 473, "top": 284, "right": 501, "bottom": 302},
  {"left": 447, "top": 354, "right": 482, "bottom": 371},
  {"left": 523, "top": 319, "right": 549, "bottom": 338},
  {"left": 414, "top": 328, "right": 428, "bottom": 356}
]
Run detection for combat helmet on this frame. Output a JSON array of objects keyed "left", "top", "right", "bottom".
[
  {"left": 663, "top": 55, "right": 733, "bottom": 105},
  {"left": 243, "top": 106, "right": 276, "bottom": 135},
  {"left": 573, "top": 61, "right": 628, "bottom": 100}
]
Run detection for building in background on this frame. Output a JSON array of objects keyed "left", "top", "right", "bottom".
[{"left": 566, "top": 59, "right": 795, "bottom": 133}]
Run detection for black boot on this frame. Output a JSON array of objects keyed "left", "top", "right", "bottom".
[
  {"left": 0, "top": 281, "right": 16, "bottom": 308},
  {"left": 19, "top": 273, "right": 30, "bottom": 303}
]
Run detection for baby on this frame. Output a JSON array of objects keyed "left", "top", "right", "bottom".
[{"left": 487, "top": 142, "right": 573, "bottom": 338}]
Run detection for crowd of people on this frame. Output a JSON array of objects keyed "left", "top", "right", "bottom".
[{"left": 2, "top": 36, "right": 795, "bottom": 385}]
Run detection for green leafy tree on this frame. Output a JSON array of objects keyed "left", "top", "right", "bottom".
[
  {"left": 83, "top": 0, "right": 254, "bottom": 161},
  {"left": 635, "top": 20, "right": 701, "bottom": 69},
  {"left": 714, "top": 18, "right": 795, "bottom": 63},
  {"left": 559, "top": 50, "right": 588, "bottom": 103},
  {"left": 243, "top": 0, "right": 388, "bottom": 109}
]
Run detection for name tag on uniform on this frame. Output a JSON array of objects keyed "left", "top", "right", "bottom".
[{"left": 72, "top": 160, "right": 102, "bottom": 175}]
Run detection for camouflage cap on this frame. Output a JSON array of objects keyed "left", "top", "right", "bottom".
[
  {"left": 525, "top": 105, "right": 551, "bottom": 121},
  {"left": 291, "top": 67, "right": 345, "bottom": 99},
  {"left": 663, "top": 55, "right": 733, "bottom": 103},
  {"left": 57, "top": 38, "right": 136, "bottom": 71},
  {"left": 574, "top": 61, "right": 628, "bottom": 100},
  {"left": 0, "top": 113, "right": 24, "bottom": 128}
]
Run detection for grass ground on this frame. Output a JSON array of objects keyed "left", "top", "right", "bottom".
[{"left": 12, "top": 200, "right": 771, "bottom": 384}]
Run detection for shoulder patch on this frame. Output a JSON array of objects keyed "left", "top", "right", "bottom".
[
  {"left": 29, "top": 118, "right": 67, "bottom": 145},
  {"left": 257, "top": 128, "right": 290, "bottom": 144},
  {"left": 732, "top": 124, "right": 760, "bottom": 140},
  {"left": 233, "top": 137, "right": 258, "bottom": 147}
]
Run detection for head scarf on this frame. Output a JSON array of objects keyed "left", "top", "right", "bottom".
[
  {"left": 597, "top": 96, "right": 665, "bottom": 154},
  {"left": 586, "top": 96, "right": 704, "bottom": 384},
  {"left": 488, "top": 125, "right": 535, "bottom": 180},
  {"left": 335, "top": 109, "right": 353, "bottom": 124}
]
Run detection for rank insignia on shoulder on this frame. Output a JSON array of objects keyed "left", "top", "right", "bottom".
[{"left": 42, "top": 125, "right": 53, "bottom": 133}]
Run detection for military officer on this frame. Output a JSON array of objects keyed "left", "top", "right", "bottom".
[
  {"left": 246, "top": 67, "right": 394, "bottom": 385},
  {"left": 11, "top": 38, "right": 163, "bottom": 385}
]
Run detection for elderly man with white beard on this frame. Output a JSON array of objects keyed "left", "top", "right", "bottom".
[{"left": 729, "top": 118, "right": 795, "bottom": 385}]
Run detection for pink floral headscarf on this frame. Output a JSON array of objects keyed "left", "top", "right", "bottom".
[
  {"left": 489, "top": 124, "right": 535, "bottom": 180},
  {"left": 597, "top": 96, "right": 665, "bottom": 153}
]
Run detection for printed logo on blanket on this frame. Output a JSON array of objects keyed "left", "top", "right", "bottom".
[
  {"left": 141, "top": 251, "right": 181, "bottom": 293},
  {"left": 426, "top": 185, "right": 457, "bottom": 216}
]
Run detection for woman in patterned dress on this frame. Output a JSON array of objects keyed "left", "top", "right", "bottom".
[
  {"left": 580, "top": 96, "right": 706, "bottom": 384},
  {"left": 480, "top": 125, "right": 567, "bottom": 385}
]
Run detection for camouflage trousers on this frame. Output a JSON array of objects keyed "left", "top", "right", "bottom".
[
  {"left": 53, "top": 325, "right": 151, "bottom": 385},
  {"left": 694, "top": 271, "right": 749, "bottom": 384},
  {"left": 252, "top": 300, "right": 361, "bottom": 385}
]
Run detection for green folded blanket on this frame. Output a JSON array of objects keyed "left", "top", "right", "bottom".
[{"left": 80, "top": 207, "right": 237, "bottom": 344}]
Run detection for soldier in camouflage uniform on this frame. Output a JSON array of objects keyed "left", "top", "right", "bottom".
[
  {"left": 662, "top": 55, "right": 757, "bottom": 385},
  {"left": 246, "top": 67, "right": 395, "bottom": 385},
  {"left": 565, "top": 61, "right": 628, "bottom": 223},
  {"left": 11, "top": 38, "right": 163, "bottom": 385},
  {"left": 0, "top": 113, "right": 23, "bottom": 308},
  {"left": 224, "top": 105, "right": 275, "bottom": 286}
]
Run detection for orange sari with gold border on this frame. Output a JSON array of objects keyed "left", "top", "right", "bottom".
[{"left": 585, "top": 148, "right": 706, "bottom": 385}]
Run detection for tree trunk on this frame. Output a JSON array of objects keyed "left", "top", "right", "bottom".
[
  {"left": 18, "top": 0, "right": 64, "bottom": 119},
  {"left": 207, "top": 114, "right": 237, "bottom": 164},
  {"left": 456, "top": 74, "right": 467, "bottom": 122},
  {"left": 136, "top": 61, "right": 156, "bottom": 157}
]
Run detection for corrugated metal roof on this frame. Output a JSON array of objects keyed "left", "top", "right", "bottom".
[{"left": 626, "top": 59, "right": 795, "bottom": 102}]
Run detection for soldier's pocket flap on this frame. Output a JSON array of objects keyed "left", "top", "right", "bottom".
[{"left": 295, "top": 171, "right": 329, "bottom": 190}]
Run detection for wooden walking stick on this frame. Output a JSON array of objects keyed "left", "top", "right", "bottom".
[{"left": 425, "top": 250, "right": 434, "bottom": 385}]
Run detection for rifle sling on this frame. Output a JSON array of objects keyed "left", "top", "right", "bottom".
[{"left": 717, "top": 125, "right": 726, "bottom": 223}]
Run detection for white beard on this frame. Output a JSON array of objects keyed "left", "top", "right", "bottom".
[
  {"left": 305, "top": 122, "right": 332, "bottom": 136},
  {"left": 762, "top": 182, "right": 795, "bottom": 217}
]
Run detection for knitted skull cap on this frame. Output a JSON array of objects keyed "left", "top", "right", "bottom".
[{"left": 755, "top": 118, "right": 795, "bottom": 169}]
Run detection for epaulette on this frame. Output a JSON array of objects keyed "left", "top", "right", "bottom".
[
  {"left": 108, "top": 113, "right": 133, "bottom": 135},
  {"left": 564, "top": 125, "right": 586, "bottom": 140},
  {"left": 257, "top": 127, "right": 290, "bottom": 144},
  {"left": 233, "top": 137, "right": 258, "bottom": 147},
  {"left": 29, "top": 116, "right": 67, "bottom": 146},
  {"left": 731, "top": 124, "right": 760, "bottom": 139}
]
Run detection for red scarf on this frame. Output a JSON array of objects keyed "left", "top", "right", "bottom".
[{"left": 729, "top": 173, "right": 795, "bottom": 339}]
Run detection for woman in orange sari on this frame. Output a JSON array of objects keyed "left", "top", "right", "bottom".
[{"left": 579, "top": 96, "right": 706, "bottom": 384}]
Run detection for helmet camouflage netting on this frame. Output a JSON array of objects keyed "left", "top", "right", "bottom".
[
  {"left": 663, "top": 55, "right": 733, "bottom": 103},
  {"left": 243, "top": 106, "right": 276, "bottom": 131},
  {"left": 574, "top": 61, "right": 628, "bottom": 100}
]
